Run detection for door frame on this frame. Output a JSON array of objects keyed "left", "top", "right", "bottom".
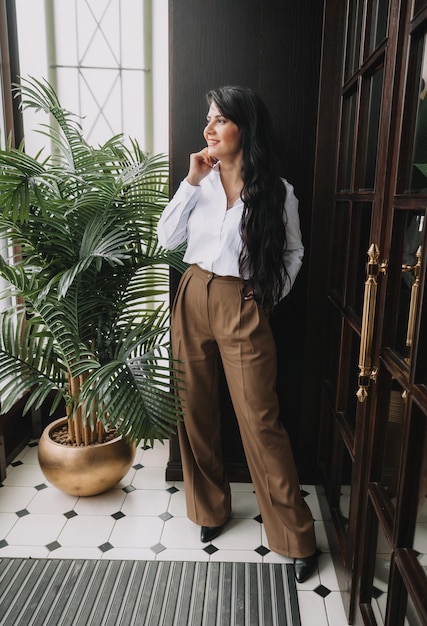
[{"left": 312, "top": 0, "right": 427, "bottom": 623}]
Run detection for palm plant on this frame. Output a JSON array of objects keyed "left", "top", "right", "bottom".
[{"left": 0, "top": 77, "right": 185, "bottom": 447}]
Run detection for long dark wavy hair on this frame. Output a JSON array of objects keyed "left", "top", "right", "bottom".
[{"left": 206, "top": 86, "right": 288, "bottom": 312}]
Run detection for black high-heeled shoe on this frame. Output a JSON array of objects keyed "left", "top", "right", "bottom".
[
  {"left": 200, "top": 522, "right": 227, "bottom": 543},
  {"left": 293, "top": 553, "right": 318, "bottom": 583}
]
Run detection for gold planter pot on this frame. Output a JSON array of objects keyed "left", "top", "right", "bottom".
[{"left": 38, "top": 417, "right": 136, "bottom": 496}]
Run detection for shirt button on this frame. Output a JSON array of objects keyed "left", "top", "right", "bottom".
[{"left": 207, "top": 273, "right": 212, "bottom": 279}]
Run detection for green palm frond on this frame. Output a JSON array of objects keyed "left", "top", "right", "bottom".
[
  {"left": 79, "top": 349, "right": 183, "bottom": 445},
  {"left": 0, "top": 77, "right": 184, "bottom": 445},
  {"left": 0, "top": 308, "right": 67, "bottom": 414},
  {"left": 17, "top": 76, "right": 91, "bottom": 171}
]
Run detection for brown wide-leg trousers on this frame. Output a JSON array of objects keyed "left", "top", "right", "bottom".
[{"left": 172, "top": 264, "right": 316, "bottom": 558}]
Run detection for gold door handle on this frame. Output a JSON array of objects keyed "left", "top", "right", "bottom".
[
  {"left": 357, "top": 244, "right": 386, "bottom": 402},
  {"left": 405, "top": 245, "right": 422, "bottom": 358}
]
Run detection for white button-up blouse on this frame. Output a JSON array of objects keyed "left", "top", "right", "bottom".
[{"left": 157, "top": 163, "right": 304, "bottom": 301}]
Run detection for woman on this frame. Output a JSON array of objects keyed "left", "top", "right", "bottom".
[{"left": 158, "top": 86, "right": 317, "bottom": 583}]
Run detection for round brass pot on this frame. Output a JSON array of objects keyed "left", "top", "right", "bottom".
[{"left": 38, "top": 417, "right": 136, "bottom": 496}]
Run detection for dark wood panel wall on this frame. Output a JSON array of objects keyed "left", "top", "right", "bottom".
[{"left": 168, "top": 0, "right": 325, "bottom": 482}]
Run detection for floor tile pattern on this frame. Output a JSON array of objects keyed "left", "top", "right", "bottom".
[{"left": 0, "top": 440, "right": 348, "bottom": 625}]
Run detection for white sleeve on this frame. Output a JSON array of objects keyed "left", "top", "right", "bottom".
[
  {"left": 157, "top": 179, "right": 201, "bottom": 250},
  {"left": 281, "top": 180, "right": 304, "bottom": 299}
]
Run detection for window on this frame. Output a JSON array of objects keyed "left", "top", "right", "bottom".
[{"left": 14, "top": 0, "right": 168, "bottom": 155}]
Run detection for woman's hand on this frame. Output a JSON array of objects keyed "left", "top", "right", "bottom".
[{"left": 186, "top": 148, "right": 217, "bottom": 186}]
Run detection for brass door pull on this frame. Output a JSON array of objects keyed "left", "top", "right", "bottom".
[
  {"left": 405, "top": 245, "right": 422, "bottom": 358},
  {"left": 357, "top": 244, "right": 386, "bottom": 402}
]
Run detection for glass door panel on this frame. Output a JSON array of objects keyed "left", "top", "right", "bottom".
[
  {"left": 358, "top": 66, "right": 385, "bottom": 190},
  {"left": 414, "top": 1, "right": 427, "bottom": 18},
  {"left": 414, "top": 308, "right": 427, "bottom": 384},
  {"left": 318, "top": 393, "right": 336, "bottom": 486},
  {"left": 324, "top": 302, "right": 344, "bottom": 396},
  {"left": 411, "top": 34, "right": 427, "bottom": 192},
  {"left": 347, "top": 203, "right": 373, "bottom": 316},
  {"left": 340, "top": 328, "right": 360, "bottom": 432},
  {"left": 330, "top": 202, "right": 351, "bottom": 300},
  {"left": 365, "top": 0, "right": 389, "bottom": 55},
  {"left": 405, "top": 593, "right": 425, "bottom": 625},
  {"left": 338, "top": 447, "right": 353, "bottom": 530},
  {"left": 338, "top": 91, "right": 357, "bottom": 191},
  {"left": 390, "top": 210, "right": 425, "bottom": 363},
  {"left": 372, "top": 523, "right": 392, "bottom": 625},
  {"left": 381, "top": 381, "right": 406, "bottom": 504},
  {"left": 413, "top": 418, "right": 427, "bottom": 561},
  {"left": 345, "top": 0, "right": 364, "bottom": 81}
]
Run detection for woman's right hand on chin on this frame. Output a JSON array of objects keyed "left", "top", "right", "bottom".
[{"left": 186, "top": 148, "right": 217, "bottom": 186}]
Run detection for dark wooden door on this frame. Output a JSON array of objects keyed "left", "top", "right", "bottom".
[
  {"left": 315, "top": 0, "right": 427, "bottom": 623},
  {"left": 166, "top": 0, "right": 324, "bottom": 482}
]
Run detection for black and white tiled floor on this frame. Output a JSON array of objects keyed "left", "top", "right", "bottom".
[{"left": 0, "top": 440, "right": 348, "bottom": 625}]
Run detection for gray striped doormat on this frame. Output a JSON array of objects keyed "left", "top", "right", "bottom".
[{"left": 0, "top": 559, "right": 301, "bottom": 626}]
